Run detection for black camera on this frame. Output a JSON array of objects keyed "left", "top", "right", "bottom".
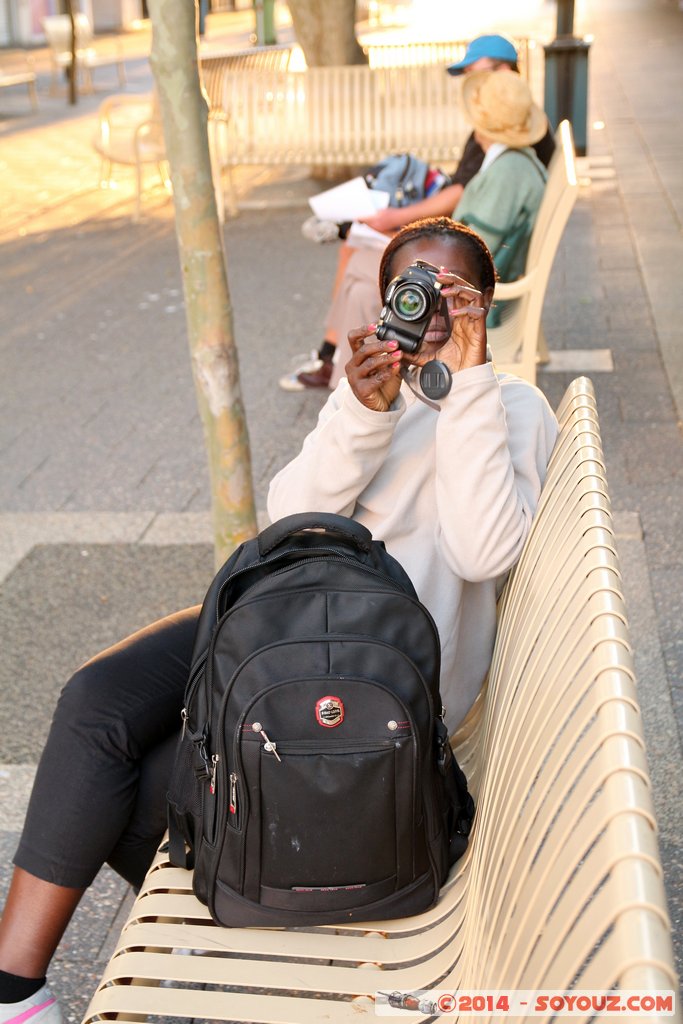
[{"left": 376, "top": 259, "right": 444, "bottom": 354}]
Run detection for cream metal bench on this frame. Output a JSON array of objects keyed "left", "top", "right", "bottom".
[
  {"left": 90, "top": 47, "right": 291, "bottom": 224},
  {"left": 41, "top": 13, "right": 126, "bottom": 95},
  {"left": 213, "top": 62, "right": 469, "bottom": 215},
  {"left": 199, "top": 44, "right": 294, "bottom": 217},
  {"left": 205, "top": 37, "right": 542, "bottom": 215},
  {"left": 82, "top": 376, "right": 680, "bottom": 1024},
  {"left": 199, "top": 43, "right": 293, "bottom": 114},
  {"left": 219, "top": 63, "right": 468, "bottom": 163},
  {"left": 488, "top": 119, "right": 579, "bottom": 385},
  {"left": 204, "top": 39, "right": 540, "bottom": 216}
]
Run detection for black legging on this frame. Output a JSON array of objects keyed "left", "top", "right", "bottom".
[{"left": 14, "top": 606, "right": 201, "bottom": 890}]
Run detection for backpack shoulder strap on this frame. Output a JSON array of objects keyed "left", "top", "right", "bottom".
[
  {"left": 167, "top": 804, "right": 194, "bottom": 869},
  {"left": 492, "top": 146, "right": 546, "bottom": 182}
]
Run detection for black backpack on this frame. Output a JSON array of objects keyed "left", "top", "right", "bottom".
[{"left": 167, "top": 512, "right": 474, "bottom": 928}]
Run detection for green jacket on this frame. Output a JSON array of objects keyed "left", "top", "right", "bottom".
[{"left": 456, "top": 146, "right": 548, "bottom": 285}]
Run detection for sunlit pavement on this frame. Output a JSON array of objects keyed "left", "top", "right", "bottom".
[{"left": 0, "top": 0, "right": 682, "bottom": 1017}]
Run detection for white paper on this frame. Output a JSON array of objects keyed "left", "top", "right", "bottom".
[
  {"left": 369, "top": 189, "right": 390, "bottom": 210},
  {"left": 309, "top": 176, "right": 389, "bottom": 222},
  {"left": 346, "top": 221, "right": 392, "bottom": 250}
]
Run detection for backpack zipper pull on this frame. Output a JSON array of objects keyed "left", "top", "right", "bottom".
[
  {"left": 180, "top": 707, "right": 188, "bottom": 741},
  {"left": 229, "top": 772, "right": 238, "bottom": 814},
  {"left": 251, "top": 722, "right": 282, "bottom": 762},
  {"left": 209, "top": 753, "right": 220, "bottom": 794}
]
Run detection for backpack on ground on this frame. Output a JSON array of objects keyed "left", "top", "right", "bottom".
[
  {"left": 167, "top": 512, "right": 474, "bottom": 928},
  {"left": 365, "top": 152, "right": 432, "bottom": 207}
]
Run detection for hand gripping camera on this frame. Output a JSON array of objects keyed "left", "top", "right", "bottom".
[
  {"left": 375, "top": 259, "right": 446, "bottom": 354},
  {"left": 376, "top": 259, "right": 455, "bottom": 401}
]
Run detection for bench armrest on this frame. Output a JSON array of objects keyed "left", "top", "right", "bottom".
[{"left": 493, "top": 266, "right": 538, "bottom": 301}]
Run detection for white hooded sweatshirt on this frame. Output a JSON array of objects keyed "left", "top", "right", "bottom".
[{"left": 268, "top": 363, "right": 558, "bottom": 732}]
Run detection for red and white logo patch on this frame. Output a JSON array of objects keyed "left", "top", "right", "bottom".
[{"left": 315, "top": 695, "right": 344, "bottom": 728}]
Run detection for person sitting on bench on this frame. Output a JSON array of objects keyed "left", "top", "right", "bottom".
[{"left": 0, "top": 219, "right": 557, "bottom": 1024}]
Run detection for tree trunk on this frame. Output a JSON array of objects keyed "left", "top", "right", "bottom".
[
  {"left": 287, "top": 0, "right": 366, "bottom": 180},
  {"left": 286, "top": 0, "right": 366, "bottom": 67},
  {"left": 65, "top": 0, "right": 77, "bottom": 105},
  {"left": 147, "top": 0, "right": 258, "bottom": 568}
]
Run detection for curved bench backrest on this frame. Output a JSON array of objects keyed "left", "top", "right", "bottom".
[{"left": 488, "top": 119, "right": 579, "bottom": 382}]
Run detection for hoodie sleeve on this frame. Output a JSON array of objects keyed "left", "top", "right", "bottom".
[
  {"left": 433, "top": 363, "right": 558, "bottom": 581},
  {"left": 267, "top": 381, "right": 406, "bottom": 521}
]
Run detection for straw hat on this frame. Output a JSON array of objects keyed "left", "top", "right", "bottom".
[{"left": 461, "top": 68, "right": 548, "bottom": 148}]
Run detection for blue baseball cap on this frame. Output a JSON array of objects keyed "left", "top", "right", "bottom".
[{"left": 446, "top": 34, "right": 518, "bottom": 76}]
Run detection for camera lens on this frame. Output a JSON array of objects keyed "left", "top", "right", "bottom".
[{"left": 393, "top": 284, "right": 427, "bottom": 321}]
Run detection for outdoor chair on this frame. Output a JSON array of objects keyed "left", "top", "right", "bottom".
[
  {"left": 42, "top": 14, "right": 126, "bottom": 95},
  {"left": 92, "top": 90, "right": 229, "bottom": 222},
  {"left": 92, "top": 92, "right": 168, "bottom": 221},
  {"left": 82, "top": 376, "right": 680, "bottom": 1024}
]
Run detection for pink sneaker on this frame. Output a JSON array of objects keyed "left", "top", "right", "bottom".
[{"left": 0, "top": 986, "right": 61, "bottom": 1024}]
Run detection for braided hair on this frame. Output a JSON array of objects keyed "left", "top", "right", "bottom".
[{"left": 378, "top": 217, "right": 496, "bottom": 298}]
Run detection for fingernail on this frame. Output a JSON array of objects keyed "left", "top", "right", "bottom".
[
  {"left": 368, "top": 323, "right": 377, "bottom": 331},
  {"left": 387, "top": 341, "right": 399, "bottom": 350}
]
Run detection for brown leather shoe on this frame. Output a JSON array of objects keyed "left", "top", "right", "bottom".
[{"left": 296, "top": 360, "right": 333, "bottom": 389}]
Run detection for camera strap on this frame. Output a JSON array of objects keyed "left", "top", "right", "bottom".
[{"left": 400, "top": 363, "right": 452, "bottom": 411}]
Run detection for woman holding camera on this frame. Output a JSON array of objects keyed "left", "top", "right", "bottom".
[
  {"left": 269, "top": 216, "right": 558, "bottom": 729},
  {"left": 0, "top": 219, "right": 556, "bottom": 1024}
]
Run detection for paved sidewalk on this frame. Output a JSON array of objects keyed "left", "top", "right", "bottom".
[{"left": 1, "top": 0, "right": 682, "bottom": 1017}]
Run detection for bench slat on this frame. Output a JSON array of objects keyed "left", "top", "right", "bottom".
[
  {"left": 98, "top": 940, "right": 461, "bottom": 995},
  {"left": 86, "top": 986, "right": 376, "bottom": 1021}
]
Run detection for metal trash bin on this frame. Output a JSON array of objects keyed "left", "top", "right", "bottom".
[
  {"left": 254, "top": 0, "right": 276, "bottom": 45},
  {"left": 544, "top": 36, "right": 591, "bottom": 156}
]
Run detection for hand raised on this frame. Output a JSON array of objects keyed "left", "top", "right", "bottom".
[
  {"left": 346, "top": 325, "right": 403, "bottom": 413},
  {"left": 358, "top": 209, "right": 400, "bottom": 234},
  {"left": 435, "top": 271, "right": 489, "bottom": 373}
]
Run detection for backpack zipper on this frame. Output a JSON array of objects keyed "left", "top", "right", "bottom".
[
  {"left": 179, "top": 650, "right": 209, "bottom": 737},
  {"left": 250, "top": 722, "right": 281, "bottom": 762},
  {"left": 209, "top": 753, "right": 220, "bottom": 794},
  {"left": 227, "top": 771, "right": 242, "bottom": 831},
  {"left": 244, "top": 737, "right": 401, "bottom": 755}
]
